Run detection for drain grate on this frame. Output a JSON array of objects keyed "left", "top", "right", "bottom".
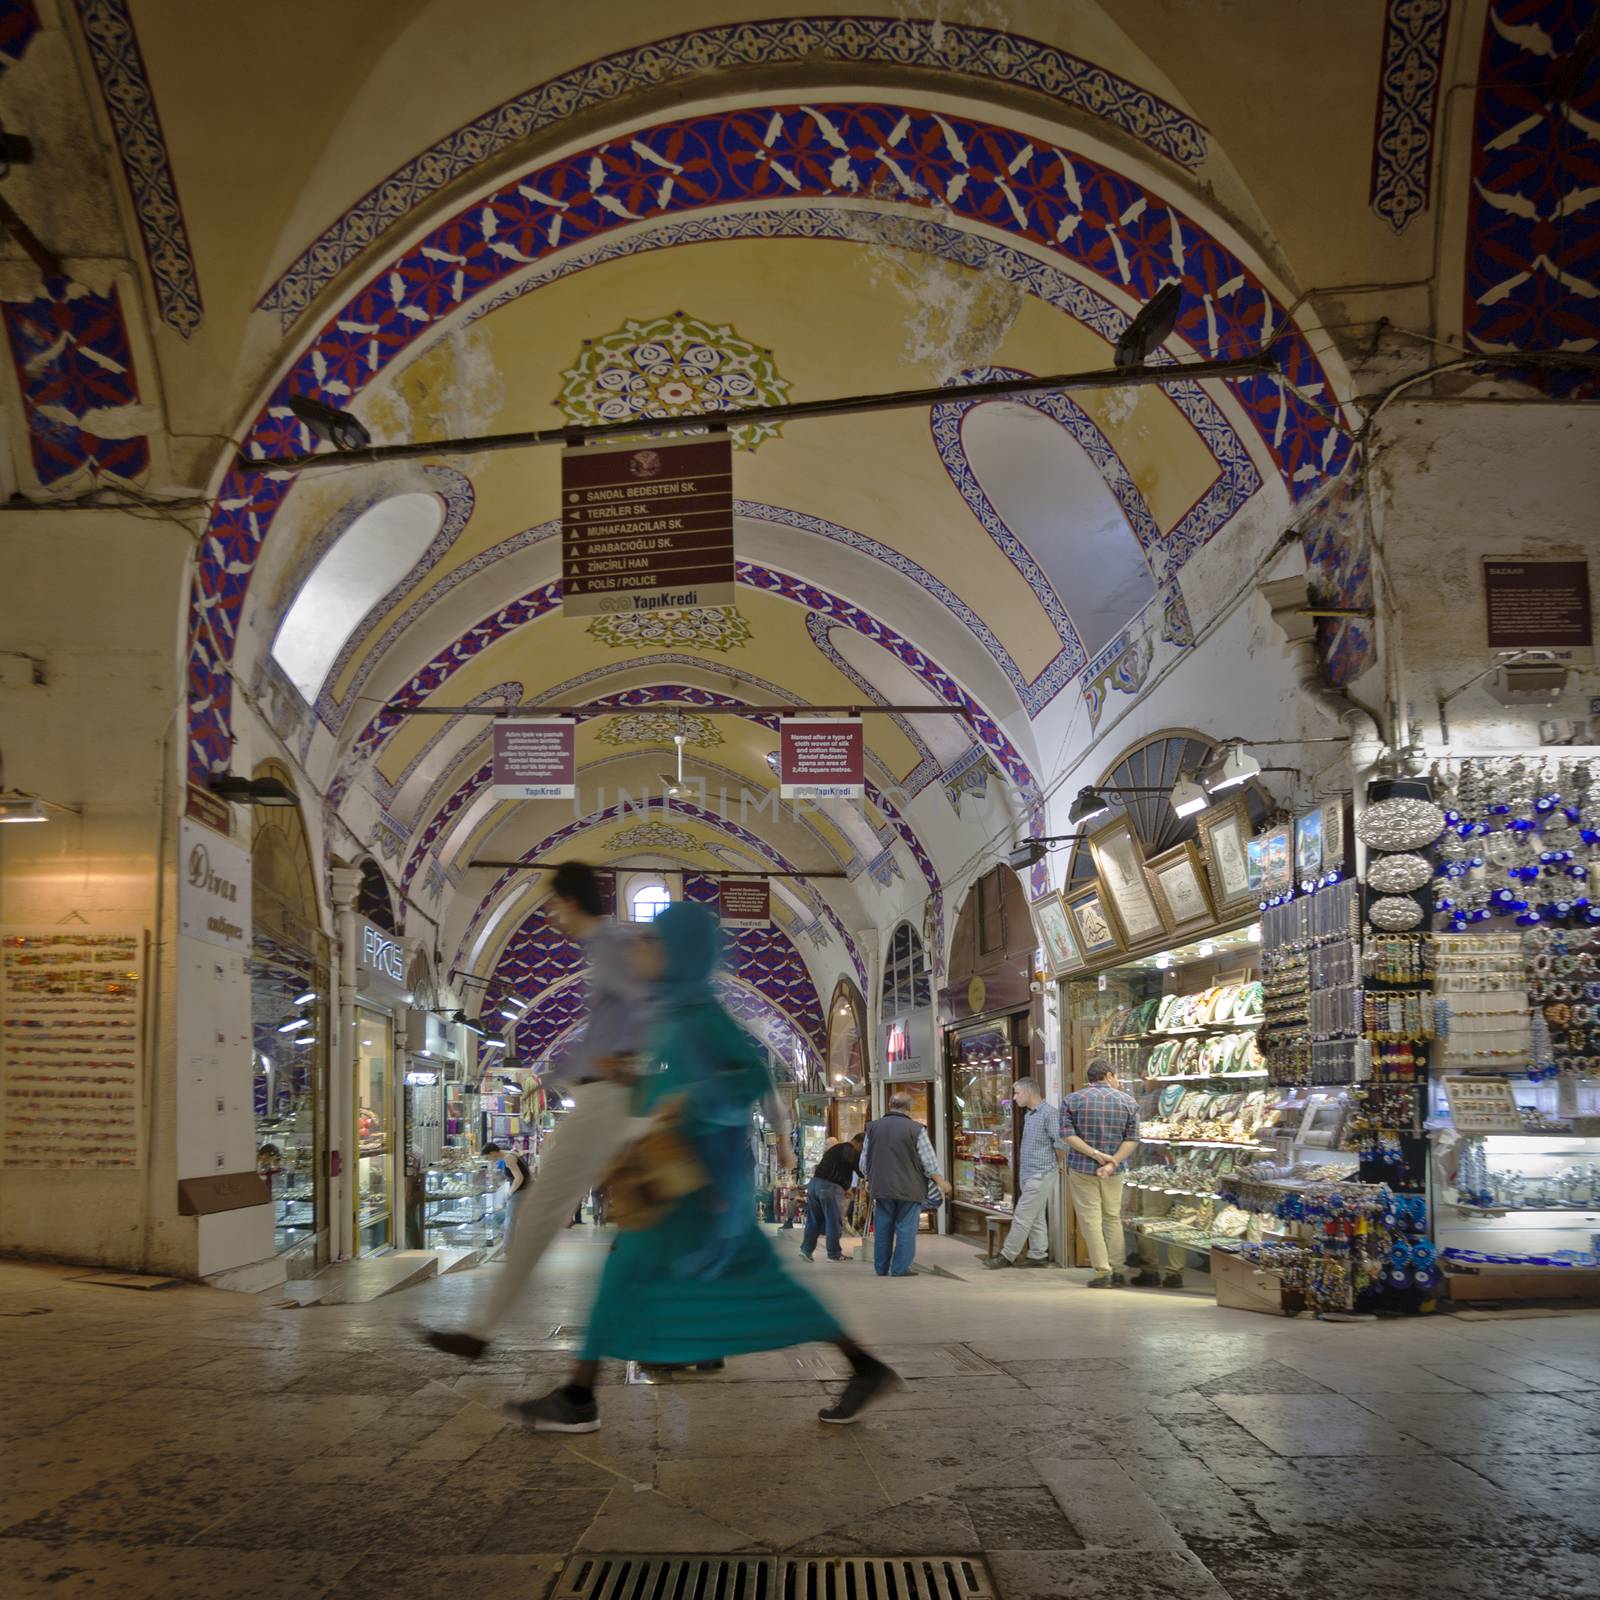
[{"left": 555, "top": 1558, "right": 994, "bottom": 1600}]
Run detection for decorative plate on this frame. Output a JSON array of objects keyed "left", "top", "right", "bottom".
[
  {"left": 1356, "top": 797, "right": 1446, "bottom": 852},
  {"left": 1368, "top": 895, "right": 1425, "bottom": 931},
  {"left": 1366, "top": 852, "right": 1434, "bottom": 893}
]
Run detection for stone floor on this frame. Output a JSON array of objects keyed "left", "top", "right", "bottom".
[{"left": 2, "top": 1231, "right": 1598, "bottom": 1599}]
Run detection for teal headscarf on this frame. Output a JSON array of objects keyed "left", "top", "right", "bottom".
[{"left": 654, "top": 901, "right": 724, "bottom": 1012}]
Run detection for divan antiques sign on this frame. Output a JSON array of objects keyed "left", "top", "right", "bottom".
[{"left": 178, "top": 819, "right": 251, "bottom": 953}]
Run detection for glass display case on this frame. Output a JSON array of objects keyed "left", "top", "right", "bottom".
[
  {"left": 796, "top": 1093, "right": 831, "bottom": 1176},
  {"left": 355, "top": 1007, "right": 393, "bottom": 1255},
  {"left": 418, "top": 1162, "right": 504, "bottom": 1250},
  {"left": 834, "top": 1094, "right": 869, "bottom": 1144},
  {"left": 949, "top": 1024, "right": 1016, "bottom": 1217}
]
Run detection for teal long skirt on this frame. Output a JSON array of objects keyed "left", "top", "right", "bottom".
[{"left": 581, "top": 1200, "right": 842, "bottom": 1365}]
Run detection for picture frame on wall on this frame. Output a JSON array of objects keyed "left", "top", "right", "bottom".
[
  {"left": 1246, "top": 834, "right": 1267, "bottom": 895},
  {"left": 1295, "top": 807, "right": 1324, "bottom": 883},
  {"left": 1030, "top": 891, "right": 1083, "bottom": 977},
  {"left": 1321, "top": 796, "right": 1349, "bottom": 877},
  {"left": 1065, "top": 883, "right": 1121, "bottom": 960},
  {"left": 1144, "top": 841, "right": 1215, "bottom": 938},
  {"left": 1087, "top": 815, "right": 1167, "bottom": 944},
  {"left": 1256, "top": 822, "right": 1295, "bottom": 899},
  {"left": 1194, "top": 796, "right": 1255, "bottom": 912}
]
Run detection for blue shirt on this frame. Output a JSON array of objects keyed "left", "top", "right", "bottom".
[
  {"left": 1060, "top": 1083, "right": 1140, "bottom": 1175},
  {"left": 1017, "top": 1100, "right": 1065, "bottom": 1181}
]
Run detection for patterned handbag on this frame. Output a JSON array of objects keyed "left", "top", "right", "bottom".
[{"left": 601, "top": 1112, "right": 709, "bottom": 1232}]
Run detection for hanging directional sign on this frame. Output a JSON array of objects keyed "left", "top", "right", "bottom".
[
  {"left": 561, "top": 436, "right": 735, "bottom": 617},
  {"left": 492, "top": 719, "right": 576, "bottom": 799},
  {"left": 779, "top": 717, "right": 864, "bottom": 799},
  {"left": 719, "top": 879, "right": 771, "bottom": 929}
]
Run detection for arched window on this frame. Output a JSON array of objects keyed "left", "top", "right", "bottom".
[
  {"left": 629, "top": 882, "right": 671, "bottom": 924},
  {"left": 882, "top": 921, "right": 931, "bottom": 1016},
  {"left": 356, "top": 859, "right": 397, "bottom": 932},
  {"left": 271, "top": 493, "right": 446, "bottom": 702}
]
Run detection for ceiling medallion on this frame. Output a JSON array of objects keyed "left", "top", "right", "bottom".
[
  {"left": 557, "top": 311, "right": 790, "bottom": 450},
  {"left": 595, "top": 711, "right": 724, "bottom": 749},
  {"left": 586, "top": 607, "right": 752, "bottom": 653},
  {"left": 608, "top": 822, "right": 700, "bottom": 852}
]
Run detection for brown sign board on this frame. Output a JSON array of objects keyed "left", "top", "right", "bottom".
[
  {"left": 779, "top": 717, "right": 864, "bottom": 799},
  {"left": 178, "top": 1171, "right": 271, "bottom": 1216},
  {"left": 184, "top": 782, "right": 233, "bottom": 836},
  {"left": 1483, "top": 557, "right": 1593, "bottom": 664},
  {"left": 561, "top": 436, "right": 734, "bottom": 616},
  {"left": 719, "top": 879, "right": 770, "bottom": 928},
  {"left": 492, "top": 719, "right": 576, "bottom": 799}
]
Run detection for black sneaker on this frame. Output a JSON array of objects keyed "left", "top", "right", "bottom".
[
  {"left": 983, "top": 1254, "right": 1015, "bottom": 1270},
  {"left": 1110, "top": 1271, "right": 1127, "bottom": 1286},
  {"left": 1163, "top": 1272, "right": 1186, "bottom": 1289},
  {"left": 421, "top": 1327, "right": 487, "bottom": 1362},
  {"left": 1086, "top": 1273, "right": 1113, "bottom": 1288},
  {"left": 1019, "top": 1256, "right": 1050, "bottom": 1268},
  {"left": 508, "top": 1386, "right": 600, "bottom": 1433},
  {"left": 691, "top": 1359, "right": 726, "bottom": 1373},
  {"left": 818, "top": 1357, "right": 900, "bottom": 1425},
  {"left": 1130, "top": 1270, "right": 1162, "bottom": 1287}
]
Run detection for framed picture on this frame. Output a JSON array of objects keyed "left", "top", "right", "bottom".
[
  {"left": 1321, "top": 797, "right": 1349, "bottom": 877},
  {"left": 1195, "top": 797, "right": 1254, "bottom": 912},
  {"left": 1256, "top": 823, "right": 1295, "bottom": 898},
  {"left": 1295, "top": 807, "right": 1323, "bottom": 882},
  {"left": 1065, "top": 883, "right": 1121, "bottom": 960},
  {"left": 1246, "top": 834, "right": 1267, "bottom": 894},
  {"left": 1087, "top": 816, "right": 1167, "bottom": 944},
  {"left": 1145, "top": 841, "right": 1215, "bottom": 938},
  {"left": 1031, "top": 891, "right": 1083, "bottom": 977}
]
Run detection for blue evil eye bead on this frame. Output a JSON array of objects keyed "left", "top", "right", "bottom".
[
  {"left": 1471, "top": 856, "right": 1486, "bottom": 868},
  {"left": 1493, "top": 888, "right": 1514, "bottom": 905},
  {"left": 1508, "top": 818, "right": 1535, "bottom": 833},
  {"left": 1536, "top": 795, "right": 1556, "bottom": 813},
  {"left": 1571, "top": 866, "right": 1588, "bottom": 879},
  {"left": 1563, "top": 805, "right": 1580, "bottom": 822},
  {"left": 1412, "top": 1265, "right": 1437, "bottom": 1289},
  {"left": 1457, "top": 822, "right": 1476, "bottom": 838},
  {"left": 1581, "top": 828, "right": 1600, "bottom": 845},
  {"left": 1490, "top": 802, "right": 1511, "bottom": 815}
]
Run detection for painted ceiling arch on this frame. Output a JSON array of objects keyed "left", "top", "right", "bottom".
[{"left": 188, "top": 92, "right": 1353, "bottom": 788}]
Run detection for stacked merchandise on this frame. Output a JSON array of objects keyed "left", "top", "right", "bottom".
[{"left": 1261, "top": 880, "right": 1362, "bottom": 1086}]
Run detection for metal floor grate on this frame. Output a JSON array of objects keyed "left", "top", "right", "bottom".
[{"left": 554, "top": 1558, "right": 994, "bottom": 1600}]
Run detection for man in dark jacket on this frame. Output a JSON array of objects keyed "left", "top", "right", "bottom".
[
  {"left": 800, "top": 1132, "right": 863, "bottom": 1262},
  {"left": 862, "top": 1094, "right": 952, "bottom": 1276}
]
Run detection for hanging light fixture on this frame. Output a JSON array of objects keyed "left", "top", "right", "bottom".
[
  {"left": 1068, "top": 786, "right": 1111, "bottom": 826},
  {"left": 1170, "top": 771, "right": 1209, "bottom": 818},
  {"left": 1205, "top": 740, "right": 1261, "bottom": 793}
]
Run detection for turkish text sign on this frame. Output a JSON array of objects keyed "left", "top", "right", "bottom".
[
  {"left": 492, "top": 719, "right": 576, "bottom": 800},
  {"left": 561, "top": 436, "right": 734, "bottom": 617},
  {"left": 780, "top": 717, "right": 864, "bottom": 799}
]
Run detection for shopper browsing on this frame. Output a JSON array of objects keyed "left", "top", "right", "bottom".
[
  {"left": 983, "top": 1077, "right": 1064, "bottom": 1269},
  {"left": 799, "top": 1131, "right": 863, "bottom": 1262},
  {"left": 861, "top": 1093, "right": 952, "bottom": 1277},
  {"left": 419, "top": 861, "right": 654, "bottom": 1361},
  {"left": 1060, "top": 1060, "right": 1141, "bottom": 1288},
  {"left": 483, "top": 1141, "right": 530, "bottom": 1252}
]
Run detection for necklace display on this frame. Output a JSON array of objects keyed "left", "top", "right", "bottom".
[{"left": 1430, "top": 757, "right": 1599, "bottom": 931}]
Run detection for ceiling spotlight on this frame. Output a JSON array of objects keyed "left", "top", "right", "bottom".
[
  {"left": 0, "top": 796, "right": 48, "bottom": 824},
  {"left": 209, "top": 773, "right": 299, "bottom": 807},
  {"left": 1007, "top": 840, "right": 1047, "bottom": 872},
  {"left": 287, "top": 393, "right": 370, "bottom": 452},
  {"left": 1206, "top": 740, "right": 1260, "bottom": 793},
  {"left": 1068, "top": 786, "right": 1110, "bottom": 826},
  {"left": 1170, "top": 771, "right": 1209, "bottom": 818},
  {"left": 1115, "top": 281, "right": 1184, "bottom": 370},
  {"left": 277, "top": 1018, "right": 310, "bottom": 1034},
  {"left": 293, "top": 992, "right": 317, "bottom": 1006}
]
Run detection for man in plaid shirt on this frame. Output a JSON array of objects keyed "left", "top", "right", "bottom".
[{"left": 1060, "top": 1060, "right": 1141, "bottom": 1288}]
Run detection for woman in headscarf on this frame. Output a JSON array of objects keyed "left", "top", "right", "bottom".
[{"left": 513, "top": 901, "right": 898, "bottom": 1430}]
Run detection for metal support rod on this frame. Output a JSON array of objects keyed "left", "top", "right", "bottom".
[
  {"left": 469, "top": 860, "right": 847, "bottom": 879},
  {"left": 237, "top": 354, "right": 1277, "bottom": 475},
  {"left": 385, "top": 701, "right": 972, "bottom": 719}
]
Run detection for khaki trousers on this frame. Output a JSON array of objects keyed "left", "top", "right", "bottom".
[
  {"left": 469, "top": 1079, "right": 641, "bottom": 1339},
  {"left": 1000, "top": 1172, "right": 1054, "bottom": 1262},
  {"left": 1067, "top": 1169, "right": 1126, "bottom": 1275}
]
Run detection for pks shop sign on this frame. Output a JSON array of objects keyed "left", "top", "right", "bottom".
[
  {"left": 357, "top": 918, "right": 408, "bottom": 998},
  {"left": 178, "top": 819, "right": 251, "bottom": 952}
]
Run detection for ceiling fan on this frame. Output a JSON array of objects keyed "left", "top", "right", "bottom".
[{"left": 659, "top": 732, "right": 689, "bottom": 797}]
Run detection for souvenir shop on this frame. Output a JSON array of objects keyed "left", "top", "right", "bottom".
[
  {"left": 825, "top": 980, "right": 871, "bottom": 1144},
  {"left": 347, "top": 911, "right": 411, "bottom": 1257},
  {"left": 879, "top": 919, "right": 938, "bottom": 1131},
  {"left": 941, "top": 864, "right": 1039, "bottom": 1244}
]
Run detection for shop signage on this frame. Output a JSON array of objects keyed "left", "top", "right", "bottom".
[
  {"left": 883, "top": 1018, "right": 923, "bottom": 1079},
  {"left": 177, "top": 1170, "right": 270, "bottom": 1216},
  {"left": 719, "top": 879, "right": 770, "bottom": 928},
  {"left": 356, "top": 917, "right": 408, "bottom": 998},
  {"left": 184, "top": 782, "right": 233, "bottom": 836},
  {"left": 178, "top": 819, "right": 251, "bottom": 953},
  {"left": 491, "top": 719, "right": 576, "bottom": 799},
  {"left": 779, "top": 717, "right": 864, "bottom": 798},
  {"left": 561, "top": 435, "right": 734, "bottom": 616},
  {"left": 1440, "top": 1075, "right": 1524, "bottom": 1135},
  {"left": 1483, "top": 557, "right": 1593, "bottom": 664}
]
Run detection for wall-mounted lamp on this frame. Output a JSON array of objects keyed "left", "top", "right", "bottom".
[{"left": 209, "top": 773, "right": 298, "bottom": 807}]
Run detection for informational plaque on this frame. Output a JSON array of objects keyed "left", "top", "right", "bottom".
[
  {"left": 719, "top": 879, "right": 770, "bottom": 929},
  {"left": 1483, "top": 557, "right": 1593, "bottom": 664},
  {"left": 1, "top": 929, "right": 144, "bottom": 1169},
  {"left": 1440, "top": 1075, "right": 1524, "bottom": 1135},
  {"left": 492, "top": 719, "right": 576, "bottom": 799},
  {"left": 779, "top": 717, "right": 864, "bottom": 799},
  {"left": 561, "top": 436, "right": 734, "bottom": 616}
]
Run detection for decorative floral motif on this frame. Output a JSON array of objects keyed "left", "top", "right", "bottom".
[
  {"left": 1465, "top": 1, "right": 1600, "bottom": 393},
  {"left": 594, "top": 711, "right": 724, "bottom": 749},
  {"left": 1369, "top": 0, "right": 1450, "bottom": 233},
  {"left": 0, "top": 278, "right": 149, "bottom": 485},
  {"left": 259, "top": 17, "right": 1208, "bottom": 323},
  {"left": 558, "top": 312, "right": 788, "bottom": 449},
  {"left": 73, "top": 1, "right": 202, "bottom": 337},
  {"left": 587, "top": 607, "right": 752, "bottom": 653},
  {"left": 607, "top": 821, "right": 700, "bottom": 853},
  {"left": 941, "top": 747, "right": 993, "bottom": 814}
]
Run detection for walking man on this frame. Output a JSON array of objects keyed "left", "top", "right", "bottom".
[
  {"left": 421, "top": 861, "right": 652, "bottom": 1360},
  {"left": 800, "top": 1131, "right": 862, "bottom": 1262},
  {"left": 1060, "top": 1060, "right": 1141, "bottom": 1288},
  {"left": 983, "top": 1077, "right": 1063, "bottom": 1269},
  {"left": 862, "top": 1093, "right": 951, "bottom": 1277}
]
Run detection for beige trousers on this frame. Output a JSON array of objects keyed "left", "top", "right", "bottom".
[{"left": 1067, "top": 1169, "right": 1126, "bottom": 1275}]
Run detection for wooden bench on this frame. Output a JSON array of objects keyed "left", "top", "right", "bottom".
[{"left": 984, "top": 1213, "right": 1008, "bottom": 1259}]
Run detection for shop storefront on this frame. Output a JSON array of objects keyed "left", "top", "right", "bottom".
[
  {"left": 248, "top": 768, "right": 330, "bottom": 1271},
  {"left": 878, "top": 919, "right": 937, "bottom": 1128},
  {"left": 349, "top": 912, "right": 410, "bottom": 1256},
  {"left": 940, "top": 864, "right": 1036, "bottom": 1243},
  {"left": 826, "top": 979, "right": 870, "bottom": 1142}
]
